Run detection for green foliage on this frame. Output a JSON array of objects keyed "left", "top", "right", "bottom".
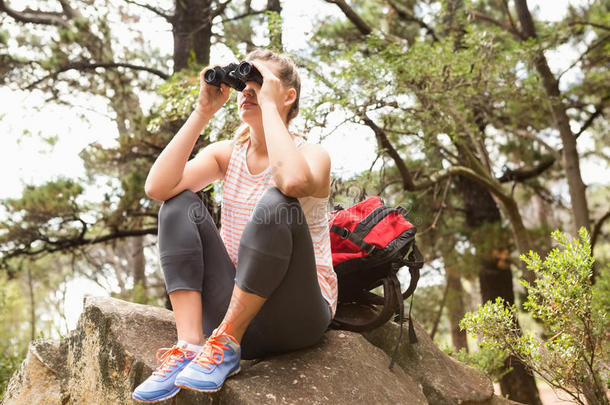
[
  {"left": 113, "top": 280, "right": 163, "bottom": 306},
  {"left": 593, "top": 262, "right": 610, "bottom": 328},
  {"left": 146, "top": 59, "right": 240, "bottom": 146},
  {"left": 449, "top": 346, "right": 510, "bottom": 382},
  {"left": 0, "top": 345, "right": 22, "bottom": 400},
  {"left": 0, "top": 178, "right": 86, "bottom": 270},
  {"left": 0, "top": 276, "right": 28, "bottom": 399},
  {"left": 0, "top": 30, "right": 8, "bottom": 46},
  {"left": 520, "top": 229, "right": 601, "bottom": 339},
  {"left": 265, "top": 10, "right": 283, "bottom": 52},
  {"left": 461, "top": 228, "right": 609, "bottom": 405},
  {"left": 146, "top": 69, "right": 200, "bottom": 133}
]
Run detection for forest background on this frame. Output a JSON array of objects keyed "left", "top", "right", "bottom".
[{"left": 0, "top": 0, "right": 608, "bottom": 403}]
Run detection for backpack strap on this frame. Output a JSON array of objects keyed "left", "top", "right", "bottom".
[
  {"left": 330, "top": 224, "right": 376, "bottom": 254},
  {"left": 351, "top": 206, "right": 395, "bottom": 240},
  {"left": 330, "top": 276, "right": 398, "bottom": 332},
  {"left": 388, "top": 273, "right": 403, "bottom": 369},
  {"left": 402, "top": 244, "right": 422, "bottom": 346},
  {"left": 388, "top": 260, "right": 419, "bottom": 369},
  {"left": 401, "top": 244, "right": 423, "bottom": 300}
]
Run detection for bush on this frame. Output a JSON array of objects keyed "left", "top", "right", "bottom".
[{"left": 460, "top": 228, "right": 609, "bottom": 405}]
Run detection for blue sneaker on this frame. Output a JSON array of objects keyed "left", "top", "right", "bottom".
[
  {"left": 175, "top": 323, "right": 241, "bottom": 393},
  {"left": 132, "top": 341, "right": 198, "bottom": 403}
]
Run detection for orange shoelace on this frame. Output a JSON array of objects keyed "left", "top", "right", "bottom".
[
  {"left": 193, "top": 323, "right": 238, "bottom": 370},
  {"left": 152, "top": 345, "right": 197, "bottom": 377}
]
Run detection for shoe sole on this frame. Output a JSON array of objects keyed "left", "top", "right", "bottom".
[
  {"left": 132, "top": 386, "right": 181, "bottom": 404},
  {"left": 175, "top": 366, "right": 241, "bottom": 393}
]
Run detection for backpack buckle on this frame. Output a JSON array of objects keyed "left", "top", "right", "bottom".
[
  {"left": 340, "top": 228, "right": 350, "bottom": 239},
  {"left": 364, "top": 244, "right": 376, "bottom": 255}
]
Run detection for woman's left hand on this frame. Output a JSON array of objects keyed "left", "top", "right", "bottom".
[{"left": 245, "top": 61, "right": 284, "bottom": 111}]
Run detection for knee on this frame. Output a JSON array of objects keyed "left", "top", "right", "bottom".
[
  {"left": 259, "top": 186, "right": 296, "bottom": 206},
  {"left": 251, "top": 187, "right": 303, "bottom": 225},
  {"left": 159, "top": 190, "right": 213, "bottom": 227}
]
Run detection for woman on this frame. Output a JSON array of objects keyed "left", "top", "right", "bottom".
[{"left": 132, "top": 49, "right": 338, "bottom": 403}]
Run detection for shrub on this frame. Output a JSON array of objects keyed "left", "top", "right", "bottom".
[{"left": 460, "top": 228, "right": 609, "bottom": 405}]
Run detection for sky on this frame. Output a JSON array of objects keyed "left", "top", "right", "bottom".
[{"left": 0, "top": 0, "right": 604, "bottom": 333}]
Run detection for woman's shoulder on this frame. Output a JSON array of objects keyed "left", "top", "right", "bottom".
[
  {"left": 297, "top": 139, "right": 331, "bottom": 164},
  {"left": 212, "top": 139, "right": 236, "bottom": 177}
]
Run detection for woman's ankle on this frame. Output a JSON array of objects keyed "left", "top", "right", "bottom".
[{"left": 177, "top": 334, "right": 205, "bottom": 346}]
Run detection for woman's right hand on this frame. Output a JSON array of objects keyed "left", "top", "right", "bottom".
[{"left": 195, "top": 65, "right": 230, "bottom": 116}]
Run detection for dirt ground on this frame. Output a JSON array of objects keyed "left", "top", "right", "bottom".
[{"left": 494, "top": 382, "right": 581, "bottom": 404}]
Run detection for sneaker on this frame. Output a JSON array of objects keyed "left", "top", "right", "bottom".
[
  {"left": 174, "top": 323, "right": 241, "bottom": 393},
  {"left": 132, "top": 341, "right": 198, "bottom": 403}
]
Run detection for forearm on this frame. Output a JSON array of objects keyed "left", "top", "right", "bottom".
[
  {"left": 260, "top": 104, "right": 313, "bottom": 194},
  {"left": 144, "top": 109, "right": 212, "bottom": 195}
]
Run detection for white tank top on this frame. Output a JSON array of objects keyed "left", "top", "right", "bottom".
[{"left": 219, "top": 136, "right": 338, "bottom": 317}]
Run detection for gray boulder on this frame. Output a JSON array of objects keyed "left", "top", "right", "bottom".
[
  {"left": 364, "top": 320, "right": 496, "bottom": 404},
  {"left": 2, "top": 296, "right": 521, "bottom": 404}
]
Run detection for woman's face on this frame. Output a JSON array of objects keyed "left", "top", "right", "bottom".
[{"left": 236, "top": 59, "right": 289, "bottom": 125}]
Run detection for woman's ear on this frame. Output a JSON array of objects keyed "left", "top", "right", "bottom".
[{"left": 283, "top": 88, "right": 297, "bottom": 109}]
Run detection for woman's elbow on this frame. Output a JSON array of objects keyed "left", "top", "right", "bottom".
[
  {"left": 145, "top": 189, "right": 164, "bottom": 202},
  {"left": 144, "top": 180, "right": 167, "bottom": 202},
  {"left": 277, "top": 176, "right": 314, "bottom": 198}
]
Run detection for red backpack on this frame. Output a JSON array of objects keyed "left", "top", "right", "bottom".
[{"left": 328, "top": 196, "right": 423, "bottom": 367}]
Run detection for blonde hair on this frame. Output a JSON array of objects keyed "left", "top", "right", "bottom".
[{"left": 233, "top": 49, "right": 302, "bottom": 145}]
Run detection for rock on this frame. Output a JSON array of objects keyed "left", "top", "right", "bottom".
[
  {"left": 3, "top": 340, "right": 67, "bottom": 404},
  {"left": 363, "top": 320, "right": 498, "bottom": 405},
  {"left": 227, "top": 330, "right": 427, "bottom": 404},
  {"left": 2, "top": 296, "right": 522, "bottom": 404}
]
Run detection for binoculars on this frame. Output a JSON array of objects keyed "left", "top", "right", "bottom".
[{"left": 204, "top": 61, "right": 263, "bottom": 92}]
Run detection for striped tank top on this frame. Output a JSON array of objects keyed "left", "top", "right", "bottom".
[{"left": 219, "top": 136, "right": 338, "bottom": 317}]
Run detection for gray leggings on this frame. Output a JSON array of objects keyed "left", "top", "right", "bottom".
[{"left": 157, "top": 187, "right": 331, "bottom": 360}]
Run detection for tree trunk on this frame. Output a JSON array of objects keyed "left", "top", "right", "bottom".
[
  {"left": 430, "top": 281, "right": 449, "bottom": 341},
  {"left": 132, "top": 236, "right": 147, "bottom": 302},
  {"left": 457, "top": 175, "right": 542, "bottom": 405},
  {"left": 173, "top": 0, "right": 213, "bottom": 72},
  {"left": 514, "top": 0, "right": 590, "bottom": 233},
  {"left": 582, "top": 367, "right": 610, "bottom": 405},
  {"left": 445, "top": 266, "right": 468, "bottom": 352},
  {"left": 27, "top": 266, "right": 36, "bottom": 341}
]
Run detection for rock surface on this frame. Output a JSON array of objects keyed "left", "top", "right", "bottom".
[
  {"left": 364, "top": 320, "right": 497, "bottom": 405},
  {"left": 2, "top": 296, "right": 522, "bottom": 404}
]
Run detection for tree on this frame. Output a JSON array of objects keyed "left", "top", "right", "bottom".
[
  {"left": 308, "top": 0, "right": 549, "bottom": 400},
  {"left": 0, "top": 0, "right": 288, "bottom": 285}
]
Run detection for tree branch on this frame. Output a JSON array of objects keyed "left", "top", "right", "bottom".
[
  {"left": 501, "top": 0, "right": 518, "bottom": 35},
  {"left": 359, "top": 113, "right": 416, "bottom": 190},
  {"left": 591, "top": 210, "right": 610, "bottom": 253},
  {"left": 386, "top": 0, "right": 438, "bottom": 42},
  {"left": 58, "top": 0, "right": 78, "bottom": 19},
  {"left": 0, "top": 0, "right": 71, "bottom": 28},
  {"left": 213, "top": 0, "right": 233, "bottom": 18},
  {"left": 1, "top": 228, "right": 158, "bottom": 265},
  {"left": 498, "top": 155, "right": 556, "bottom": 183},
  {"left": 221, "top": 9, "right": 266, "bottom": 23},
  {"left": 468, "top": 10, "right": 524, "bottom": 39},
  {"left": 25, "top": 61, "right": 170, "bottom": 90},
  {"left": 303, "top": 57, "right": 506, "bottom": 198},
  {"left": 124, "top": 0, "right": 172, "bottom": 20},
  {"left": 576, "top": 107, "right": 603, "bottom": 138},
  {"left": 325, "top": 0, "right": 372, "bottom": 36},
  {"left": 567, "top": 21, "right": 610, "bottom": 32},
  {"left": 558, "top": 33, "right": 610, "bottom": 81}
]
